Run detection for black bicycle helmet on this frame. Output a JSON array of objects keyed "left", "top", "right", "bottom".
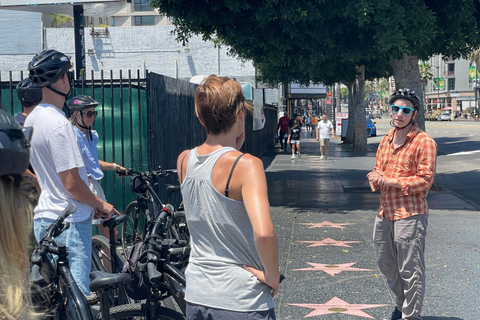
[
  {"left": 66, "top": 95, "right": 99, "bottom": 113},
  {"left": 389, "top": 88, "right": 421, "bottom": 110},
  {"left": 28, "top": 50, "right": 72, "bottom": 87},
  {"left": 0, "top": 108, "right": 30, "bottom": 176},
  {"left": 16, "top": 78, "right": 42, "bottom": 106}
]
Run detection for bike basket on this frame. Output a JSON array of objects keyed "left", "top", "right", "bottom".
[
  {"left": 130, "top": 175, "right": 147, "bottom": 194},
  {"left": 122, "top": 241, "right": 151, "bottom": 300}
]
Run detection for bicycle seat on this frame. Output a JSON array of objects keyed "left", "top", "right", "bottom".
[
  {"left": 165, "top": 184, "right": 180, "bottom": 193},
  {"left": 89, "top": 271, "right": 131, "bottom": 292},
  {"left": 102, "top": 214, "right": 129, "bottom": 229}
]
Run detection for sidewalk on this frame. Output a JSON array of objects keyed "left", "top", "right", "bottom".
[{"left": 265, "top": 130, "right": 476, "bottom": 319}]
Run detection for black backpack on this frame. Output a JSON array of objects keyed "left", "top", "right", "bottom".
[{"left": 122, "top": 241, "right": 151, "bottom": 300}]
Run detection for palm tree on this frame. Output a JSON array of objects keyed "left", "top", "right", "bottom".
[{"left": 419, "top": 61, "right": 433, "bottom": 92}]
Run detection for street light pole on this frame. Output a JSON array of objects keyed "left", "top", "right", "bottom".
[{"left": 434, "top": 64, "right": 440, "bottom": 110}]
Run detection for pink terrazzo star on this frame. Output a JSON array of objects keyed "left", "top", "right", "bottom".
[
  {"left": 299, "top": 221, "right": 354, "bottom": 230},
  {"left": 298, "top": 238, "right": 362, "bottom": 247},
  {"left": 288, "top": 297, "right": 388, "bottom": 318},
  {"left": 292, "top": 262, "right": 373, "bottom": 276}
]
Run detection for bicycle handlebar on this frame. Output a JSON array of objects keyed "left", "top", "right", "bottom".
[
  {"left": 122, "top": 167, "right": 176, "bottom": 180},
  {"left": 44, "top": 203, "right": 76, "bottom": 240}
]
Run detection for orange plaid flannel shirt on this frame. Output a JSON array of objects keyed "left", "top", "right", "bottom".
[{"left": 371, "top": 123, "right": 437, "bottom": 220}]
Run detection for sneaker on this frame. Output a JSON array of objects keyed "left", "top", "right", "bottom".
[
  {"left": 324, "top": 156, "right": 328, "bottom": 160},
  {"left": 320, "top": 156, "right": 324, "bottom": 160},
  {"left": 297, "top": 152, "right": 301, "bottom": 158},
  {"left": 383, "top": 307, "right": 402, "bottom": 320},
  {"left": 86, "top": 292, "right": 99, "bottom": 305},
  {"left": 291, "top": 155, "right": 295, "bottom": 160}
]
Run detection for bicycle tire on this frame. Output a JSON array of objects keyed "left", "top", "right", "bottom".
[
  {"left": 166, "top": 211, "right": 190, "bottom": 271},
  {"left": 170, "top": 211, "right": 190, "bottom": 243},
  {"left": 121, "top": 200, "right": 148, "bottom": 258},
  {"left": 105, "top": 303, "right": 184, "bottom": 320},
  {"left": 91, "top": 236, "right": 132, "bottom": 307},
  {"left": 92, "top": 235, "right": 114, "bottom": 273}
]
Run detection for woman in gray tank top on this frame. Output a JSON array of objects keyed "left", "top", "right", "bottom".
[{"left": 177, "top": 75, "right": 280, "bottom": 320}]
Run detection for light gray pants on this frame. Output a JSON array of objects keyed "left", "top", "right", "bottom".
[{"left": 373, "top": 215, "right": 428, "bottom": 320}]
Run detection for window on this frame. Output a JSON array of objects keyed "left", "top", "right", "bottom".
[
  {"left": 111, "top": 17, "right": 115, "bottom": 26},
  {"left": 134, "top": 0, "right": 153, "bottom": 11},
  {"left": 447, "top": 63, "right": 455, "bottom": 76},
  {"left": 448, "top": 78, "right": 455, "bottom": 91},
  {"left": 134, "top": 16, "right": 155, "bottom": 26}
]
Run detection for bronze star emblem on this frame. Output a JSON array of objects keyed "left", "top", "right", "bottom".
[
  {"left": 292, "top": 262, "right": 373, "bottom": 276},
  {"left": 298, "top": 238, "right": 362, "bottom": 247},
  {"left": 288, "top": 297, "right": 388, "bottom": 318}
]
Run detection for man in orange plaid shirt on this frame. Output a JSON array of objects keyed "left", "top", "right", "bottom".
[{"left": 367, "top": 89, "right": 437, "bottom": 320}]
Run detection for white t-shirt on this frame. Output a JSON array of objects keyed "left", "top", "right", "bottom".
[
  {"left": 318, "top": 120, "right": 334, "bottom": 139},
  {"left": 24, "top": 104, "right": 93, "bottom": 223}
]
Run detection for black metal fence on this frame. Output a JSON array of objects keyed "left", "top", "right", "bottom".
[
  {"left": 1, "top": 71, "right": 278, "bottom": 213},
  {"left": 1, "top": 70, "right": 148, "bottom": 213},
  {"left": 146, "top": 72, "right": 278, "bottom": 208}
]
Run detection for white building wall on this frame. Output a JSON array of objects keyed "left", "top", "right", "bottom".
[
  {"left": 0, "top": 21, "right": 279, "bottom": 105},
  {"left": 0, "top": 10, "right": 43, "bottom": 76},
  {"left": 43, "top": 26, "right": 256, "bottom": 81}
]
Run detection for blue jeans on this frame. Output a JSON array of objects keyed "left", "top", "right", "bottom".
[{"left": 34, "top": 215, "right": 93, "bottom": 296}]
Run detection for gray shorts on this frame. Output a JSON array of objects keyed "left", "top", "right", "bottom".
[{"left": 186, "top": 302, "right": 275, "bottom": 320}]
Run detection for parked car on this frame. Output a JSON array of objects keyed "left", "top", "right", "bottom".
[
  {"left": 367, "top": 117, "right": 377, "bottom": 137},
  {"left": 437, "top": 112, "right": 451, "bottom": 121}
]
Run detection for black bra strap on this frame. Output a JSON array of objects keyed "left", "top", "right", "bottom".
[
  {"left": 180, "top": 151, "right": 190, "bottom": 183},
  {"left": 225, "top": 153, "right": 246, "bottom": 198}
]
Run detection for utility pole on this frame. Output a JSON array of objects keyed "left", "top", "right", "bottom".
[{"left": 73, "top": 5, "right": 85, "bottom": 80}]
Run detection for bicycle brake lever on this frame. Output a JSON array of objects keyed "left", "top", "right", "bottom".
[{"left": 52, "top": 222, "right": 70, "bottom": 238}]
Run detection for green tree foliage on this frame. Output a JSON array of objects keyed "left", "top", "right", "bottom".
[
  {"left": 51, "top": 14, "right": 73, "bottom": 28},
  {"left": 419, "top": 62, "right": 433, "bottom": 91},
  {"left": 151, "top": 0, "right": 480, "bottom": 147}
]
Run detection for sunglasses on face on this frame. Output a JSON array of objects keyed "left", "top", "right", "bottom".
[
  {"left": 391, "top": 105, "right": 415, "bottom": 115},
  {"left": 84, "top": 111, "right": 98, "bottom": 118}
]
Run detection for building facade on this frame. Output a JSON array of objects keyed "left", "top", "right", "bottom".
[{"left": 424, "top": 54, "right": 477, "bottom": 112}]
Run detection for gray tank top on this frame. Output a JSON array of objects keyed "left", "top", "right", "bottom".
[{"left": 181, "top": 147, "right": 273, "bottom": 312}]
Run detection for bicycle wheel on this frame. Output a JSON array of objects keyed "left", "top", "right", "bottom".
[
  {"left": 91, "top": 236, "right": 133, "bottom": 307},
  {"left": 170, "top": 211, "right": 190, "bottom": 243},
  {"left": 121, "top": 200, "right": 148, "bottom": 258},
  {"left": 106, "top": 303, "right": 184, "bottom": 320}
]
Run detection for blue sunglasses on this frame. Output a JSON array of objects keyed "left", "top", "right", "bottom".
[{"left": 391, "top": 105, "right": 415, "bottom": 115}]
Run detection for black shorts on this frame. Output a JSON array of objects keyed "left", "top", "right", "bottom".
[{"left": 186, "top": 302, "right": 275, "bottom": 320}]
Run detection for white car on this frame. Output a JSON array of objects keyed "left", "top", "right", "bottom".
[{"left": 437, "top": 112, "right": 451, "bottom": 121}]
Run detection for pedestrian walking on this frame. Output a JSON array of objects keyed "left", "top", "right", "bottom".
[
  {"left": 310, "top": 114, "right": 318, "bottom": 136},
  {"left": 305, "top": 115, "right": 311, "bottom": 132},
  {"left": 177, "top": 75, "right": 279, "bottom": 320},
  {"left": 277, "top": 112, "right": 290, "bottom": 152},
  {"left": 367, "top": 89, "right": 437, "bottom": 320},
  {"left": 24, "top": 50, "right": 118, "bottom": 297},
  {"left": 316, "top": 114, "right": 334, "bottom": 159},
  {"left": 287, "top": 119, "right": 302, "bottom": 159}
]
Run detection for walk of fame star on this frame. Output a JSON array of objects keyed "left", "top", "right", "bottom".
[
  {"left": 288, "top": 297, "right": 388, "bottom": 318},
  {"left": 292, "top": 262, "right": 374, "bottom": 276},
  {"left": 299, "top": 221, "right": 354, "bottom": 229},
  {"left": 298, "top": 237, "right": 362, "bottom": 247}
]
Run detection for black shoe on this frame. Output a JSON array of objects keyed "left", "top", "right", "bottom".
[{"left": 383, "top": 307, "right": 402, "bottom": 320}]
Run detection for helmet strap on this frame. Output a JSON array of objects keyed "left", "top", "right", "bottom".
[
  {"left": 77, "top": 110, "right": 93, "bottom": 140},
  {"left": 46, "top": 85, "right": 70, "bottom": 99}
]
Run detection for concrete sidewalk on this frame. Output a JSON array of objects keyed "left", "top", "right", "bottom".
[{"left": 265, "top": 130, "right": 477, "bottom": 320}]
